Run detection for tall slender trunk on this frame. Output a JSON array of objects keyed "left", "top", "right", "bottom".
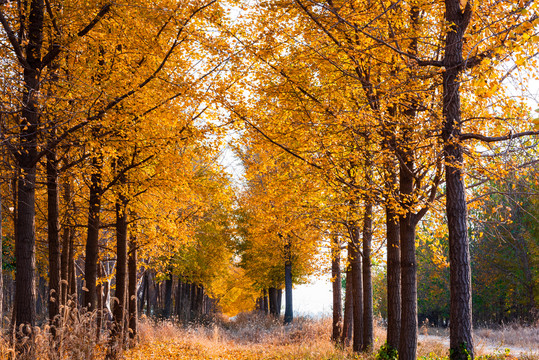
[
  {"left": 183, "top": 282, "right": 191, "bottom": 322},
  {"left": 83, "top": 156, "right": 102, "bottom": 311},
  {"left": 384, "top": 103, "right": 401, "bottom": 352},
  {"left": 399, "top": 156, "right": 418, "bottom": 360},
  {"left": 196, "top": 285, "right": 204, "bottom": 318},
  {"left": 139, "top": 272, "right": 147, "bottom": 315},
  {"left": 47, "top": 149, "right": 61, "bottom": 328},
  {"left": 262, "top": 289, "right": 269, "bottom": 315},
  {"left": 175, "top": 277, "right": 182, "bottom": 318},
  {"left": 96, "top": 264, "right": 104, "bottom": 340},
  {"left": 15, "top": 163, "right": 37, "bottom": 333},
  {"left": 60, "top": 179, "right": 72, "bottom": 307},
  {"left": 190, "top": 282, "right": 197, "bottom": 321},
  {"left": 68, "top": 231, "right": 77, "bottom": 302},
  {"left": 112, "top": 193, "right": 128, "bottom": 341},
  {"left": 128, "top": 238, "right": 137, "bottom": 341},
  {"left": 13, "top": 0, "right": 44, "bottom": 338},
  {"left": 350, "top": 224, "right": 363, "bottom": 352},
  {"left": 0, "top": 192, "right": 3, "bottom": 329},
  {"left": 362, "top": 200, "right": 373, "bottom": 351},
  {"left": 284, "top": 238, "right": 293, "bottom": 324},
  {"left": 331, "top": 235, "right": 342, "bottom": 343},
  {"left": 342, "top": 253, "right": 354, "bottom": 346},
  {"left": 164, "top": 271, "right": 173, "bottom": 318},
  {"left": 269, "top": 287, "right": 279, "bottom": 317},
  {"left": 443, "top": 3, "right": 474, "bottom": 359},
  {"left": 386, "top": 204, "right": 401, "bottom": 350}
]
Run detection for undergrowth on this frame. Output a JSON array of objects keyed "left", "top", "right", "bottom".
[{"left": 0, "top": 311, "right": 537, "bottom": 359}]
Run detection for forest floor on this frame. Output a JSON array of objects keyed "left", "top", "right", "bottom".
[
  {"left": 1, "top": 313, "right": 536, "bottom": 359},
  {"left": 419, "top": 323, "right": 539, "bottom": 358},
  {"left": 123, "top": 315, "right": 539, "bottom": 360}
]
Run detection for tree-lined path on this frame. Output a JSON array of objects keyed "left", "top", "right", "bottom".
[{"left": 0, "top": 0, "right": 537, "bottom": 359}]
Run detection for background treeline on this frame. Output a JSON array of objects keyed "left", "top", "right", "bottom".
[{"left": 373, "top": 167, "right": 539, "bottom": 326}]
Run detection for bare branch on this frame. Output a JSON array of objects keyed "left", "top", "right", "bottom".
[
  {"left": 0, "top": 9, "right": 29, "bottom": 68},
  {"left": 460, "top": 130, "right": 539, "bottom": 142}
]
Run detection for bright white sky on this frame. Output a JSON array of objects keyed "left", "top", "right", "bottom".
[{"left": 293, "top": 273, "right": 333, "bottom": 316}]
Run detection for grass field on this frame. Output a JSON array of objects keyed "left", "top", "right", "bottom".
[
  {"left": 123, "top": 315, "right": 539, "bottom": 360},
  {"left": 1, "top": 313, "right": 537, "bottom": 359}
]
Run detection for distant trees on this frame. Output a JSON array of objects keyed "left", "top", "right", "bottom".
[{"left": 471, "top": 168, "right": 539, "bottom": 324}]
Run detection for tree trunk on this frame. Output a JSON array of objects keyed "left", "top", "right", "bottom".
[
  {"left": 83, "top": 157, "right": 102, "bottom": 311},
  {"left": 386, "top": 204, "right": 401, "bottom": 350},
  {"left": 68, "top": 232, "right": 77, "bottom": 303},
  {"left": 196, "top": 285, "right": 204, "bottom": 319},
  {"left": 139, "top": 271, "right": 147, "bottom": 315},
  {"left": 442, "top": 3, "right": 474, "bottom": 359},
  {"left": 284, "top": 239, "right": 293, "bottom": 325},
  {"left": 47, "top": 150, "right": 61, "bottom": 330},
  {"left": 147, "top": 272, "right": 154, "bottom": 316},
  {"left": 399, "top": 158, "right": 418, "bottom": 360},
  {"left": 331, "top": 235, "right": 342, "bottom": 343},
  {"left": 112, "top": 194, "right": 128, "bottom": 341},
  {"left": 342, "top": 259, "right": 353, "bottom": 346},
  {"left": 164, "top": 271, "right": 173, "bottom": 318},
  {"left": 362, "top": 201, "right": 374, "bottom": 351},
  {"left": 13, "top": 0, "right": 45, "bottom": 338},
  {"left": 384, "top": 102, "right": 401, "bottom": 352},
  {"left": 128, "top": 238, "right": 137, "bottom": 341},
  {"left": 15, "top": 163, "right": 37, "bottom": 333},
  {"left": 175, "top": 276, "right": 183, "bottom": 321},
  {"left": 262, "top": 289, "right": 269, "bottom": 315},
  {"left": 0, "top": 192, "right": 3, "bottom": 329},
  {"left": 60, "top": 179, "right": 72, "bottom": 308},
  {"left": 350, "top": 225, "right": 363, "bottom": 352},
  {"left": 190, "top": 282, "right": 197, "bottom": 321},
  {"left": 183, "top": 282, "right": 191, "bottom": 322},
  {"left": 96, "top": 264, "right": 104, "bottom": 340},
  {"left": 268, "top": 287, "right": 279, "bottom": 317}
]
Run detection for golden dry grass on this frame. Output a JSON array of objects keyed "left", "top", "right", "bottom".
[
  {"left": 0, "top": 311, "right": 537, "bottom": 360},
  {"left": 127, "top": 314, "right": 368, "bottom": 359}
]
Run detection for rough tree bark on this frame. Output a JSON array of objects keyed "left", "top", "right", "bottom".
[
  {"left": 442, "top": 1, "right": 474, "bottom": 359},
  {"left": 164, "top": 271, "right": 173, "bottom": 318},
  {"left": 385, "top": 204, "right": 400, "bottom": 350},
  {"left": 342, "top": 253, "right": 353, "bottom": 346},
  {"left": 60, "top": 179, "right": 72, "bottom": 307},
  {"left": 83, "top": 156, "right": 102, "bottom": 311},
  {"left": 283, "top": 237, "right": 293, "bottom": 325},
  {"left": 128, "top": 238, "right": 137, "bottom": 341},
  {"left": 0, "top": 192, "right": 3, "bottom": 328},
  {"left": 268, "top": 287, "right": 280, "bottom": 317},
  {"left": 331, "top": 235, "right": 342, "bottom": 343},
  {"left": 112, "top": 192, "right": 128, "bottom": 341},
  {"left": 262, "top": 289, "right": 269, "bottom": 315},
  {"left": 399, "top": 151, "right": 418, "bottom": 360},
  {"left": 12, "top": 0, "right": 45, "bottom": 335},
  {"left": 349, "top": 224, "right": 363, "bottom": 352},
  {"left": 362, "top": 200, "right": 373, "bottom": 351},
  {"left": 47, "top": 148, "right": 61, "bottom": 329}
]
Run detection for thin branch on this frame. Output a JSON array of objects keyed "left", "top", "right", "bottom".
[
  {"left": 230, "top": 107, "right": 323, "bottom": 171},
  {"left": 460, "top": 130, "right": 539, "bottom": 142},
  {"left": 0, "top": 8, "right": 29, "bottom": 68}
]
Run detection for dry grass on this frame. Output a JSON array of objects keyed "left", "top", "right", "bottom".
[
  {"left": 1, "top": 311, "right": 537, "bottom": 360},
  {"left": 129, "top": 314, "right": 378, "bottom": 359},
  {"left": 0, "top": 301, "right": 111, "bottom": 360},
  {"left": 417, "top": 323, "right": 539, "bottom": 360},
  {"left": 474, "top": 323, "right": 539, "bottom": 349}
]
